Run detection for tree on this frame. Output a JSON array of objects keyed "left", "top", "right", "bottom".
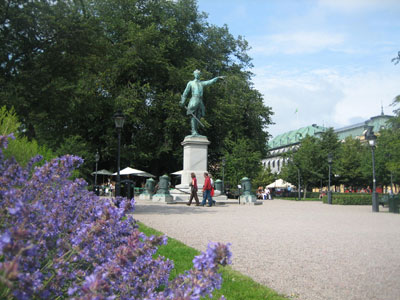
[
  {"left": 1, "top": 0, "right": 273, "bottom": 182},
  {"left": 375, "top": 129, "right": 400, "bottom": 190},
  {"left": 336, "top": 137, "right": 369, "bottom": 189},
  {"left": 252, "top": 167, "right": 276, "bottom": 191},
  {"left": 374, "top": 96, "right": 400, "bottom": 190},
  {"left": 317, "top": 128, "right": 341, "bottom": 187},
  {"left": 279, "top": 136, "right": 322, "bottom": 198},
  {"left": 222, "top": 137, "right": 262, "bottom": 188},
  {"left": 279, "top": 129, "right": 340, "bottom": 197}
]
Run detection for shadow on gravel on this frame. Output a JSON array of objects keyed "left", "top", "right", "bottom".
[{"left": 134, "top": 203, "right": 225, "bottom": 215}]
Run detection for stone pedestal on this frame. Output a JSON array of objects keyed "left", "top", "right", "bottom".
[
  {"left": 172, "top": 135, "right": 227, "bottom": 202},
  {"left": 176, "top": 135, "right": 210, "bottom": 189}
]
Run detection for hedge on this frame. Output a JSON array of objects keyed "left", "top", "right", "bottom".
[
  {"left": 322, "top": 193, "right": 372, "bottom": 205},
  {"left": 274, "top": 191, "right": 320, "bottom": 199}
]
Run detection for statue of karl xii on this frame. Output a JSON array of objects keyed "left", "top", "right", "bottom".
[{"left": 180, "top": 69, "right": 224, "bottom": 136}]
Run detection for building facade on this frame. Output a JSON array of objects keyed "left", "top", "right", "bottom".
[{"left": 263, "top": 112, "right": 393, "bottom": 174}]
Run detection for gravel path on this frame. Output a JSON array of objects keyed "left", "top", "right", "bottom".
[{"left": 134, "top": 199, "right": 400, "bottom": 300}]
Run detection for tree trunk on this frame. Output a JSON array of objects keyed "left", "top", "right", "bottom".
[{"left": 303, "top": 184, "right": 307, "bottom": 199}]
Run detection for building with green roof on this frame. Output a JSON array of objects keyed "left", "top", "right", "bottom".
[
  {"left": 263, "top": 111, "right": 393, "bottom": 174},
  {"left": 334, "top": 113, "right": 392, "bottom": 141},
  {"left": 263, "top": 124, "right": 328, "bottom": 173}
]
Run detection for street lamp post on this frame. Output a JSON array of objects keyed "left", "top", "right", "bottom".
[
  {"left": 114, "top": 110, "right": 125, "bottom": 197},
  {"left": 297, "top": 168, "right": 301, "bottom": 201},
  {"left": 387, "top": 153, "right": 394, "bottom": 196},
  {"left": 328, "top": 153, "right": 333, "bottom": 205},
  {"left": 94, "top": 151, "right": 100, "bottom": 195},
  {"left": 222, "top": 157, "right": 226, "bottom": 194},
  {"left": 365, "top": 126, "right": 378, "bottom": 212}
]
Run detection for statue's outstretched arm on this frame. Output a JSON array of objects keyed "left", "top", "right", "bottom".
[{"left": 202, "top": 76, "right": 225, "bottom": 86}]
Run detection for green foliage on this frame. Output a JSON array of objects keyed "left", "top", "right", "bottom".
[
  {"left": 280, "top": 135, "right": 322, "bottom": 198},
  {"left": 0, "top": 106, "right": 54, "bottom": 166},
  {"left": 138, "top": 222, "right": 288, "bottom": 300},
  {"left": 275, "top": 191, "right": 320, "bottom": 200},
  {"left": 374, "top": 129, "right": 400, "bottom": 187},
  {"left": 5, "top": 136, "right": 54, "bottom": 167},
  {"left": 223, "top": 137, "right": 263, "bottom": 187},
  {"left": 56, "top": 135, "right": 94, "bottom": 180},
  {"left": 322, "top": 193, "right": 372, "bottom": 205},
  {"left": 280, "top": 128, "right": 341, "bottom": 198},
  {"left": 336, "top": 137, "right": 369, "bottom": 188},
  {"left": 252, "top": 167, "right": 275, "bottom": 190},
  {"left": 0, "top": 106, "right": 20, "bottom": 135},
  {"left": 1, "top": 0, "right": 272, "bottom": 183}
]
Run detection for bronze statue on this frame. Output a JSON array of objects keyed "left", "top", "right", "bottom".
[{"left": 180, "top": 70, "right": 224, "bottom": 136}]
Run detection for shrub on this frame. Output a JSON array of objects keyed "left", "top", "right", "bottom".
[
  {"left": 0, "top": 106, "right": 54, "bottom": 166},
  {"left": 322, "top": 193, "right": 372, "bottom": 205},
  {"left": 0, "top": 134, "right": 231, "bottom": 299}
]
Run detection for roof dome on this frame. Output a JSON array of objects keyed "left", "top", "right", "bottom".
[{"left": 268, "top": 124, "right": 328, "bottom": 149}]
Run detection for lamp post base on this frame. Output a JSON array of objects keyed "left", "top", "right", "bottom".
[{"left": 372, "top": 192, "right": 379, "bottom": 212}]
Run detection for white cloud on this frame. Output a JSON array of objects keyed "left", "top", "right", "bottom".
[
  {"left": 333, "top": 72, "right": 399, "bottom": 125},
  {"left": 250, "top": 31, "right": 346, "bottom": 55},
  {"left": 253, "top": 67, "right": 400, "bottom": 138}
]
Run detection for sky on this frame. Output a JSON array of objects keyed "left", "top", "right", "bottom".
[{"left": 196, "top": 0, "right": 400, "bottom": 138}]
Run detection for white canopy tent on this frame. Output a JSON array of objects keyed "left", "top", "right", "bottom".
[
  {"left": 112, "top": 167, "right": 155, "bottom": 178},
  {"left": 91, "top": 169, "right": 113, "bottom": 176},
  {"left": 266, "top": 179, "right": 295, "bottom": 189},
  {"left": 171, "top": 170, "right": 183, "bottom": 176}
]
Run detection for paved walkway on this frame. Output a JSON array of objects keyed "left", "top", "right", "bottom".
[{"left": 134, "top": 199, "right": 400, "bottom": 300}]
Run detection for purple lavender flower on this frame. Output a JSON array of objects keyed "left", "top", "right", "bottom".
[{"left": 0, "top": 134, "right": 232, "bottom": 299}]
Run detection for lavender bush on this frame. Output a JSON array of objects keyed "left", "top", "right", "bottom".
[{"left": 0, "top": 134, "right": 232, "bottom": 299}]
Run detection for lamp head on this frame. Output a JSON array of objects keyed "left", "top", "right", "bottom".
[
  {"left": 95, "top": 151, "right": 100, "bottom": 163},
  {"left": 368, "top": 138, "right": 376, "bottom": 147},
  {"left": 114, "top": 110, "right": 125, "bottom": 129},
  {"left": 364, "top": 126, "right": 377, "bottom": 148}
]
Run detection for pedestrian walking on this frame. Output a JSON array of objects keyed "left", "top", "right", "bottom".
[
  {"left": 202, "top": 172, "right": 213, "bottom": 207},
  {"left": 187, "top": 173, "right": 200, "bottom": 206}
]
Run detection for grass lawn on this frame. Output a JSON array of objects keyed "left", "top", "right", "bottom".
[{"left": 138, "top": 222, "right": 288, "bottom": 300}]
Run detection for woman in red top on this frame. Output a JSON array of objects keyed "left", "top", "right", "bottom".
[
  {"left": 187, "top": 173, "right": 200, "bottom": 206},
  {"left": 202, "top": 172, "right": 213, "bottom": 207}
]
